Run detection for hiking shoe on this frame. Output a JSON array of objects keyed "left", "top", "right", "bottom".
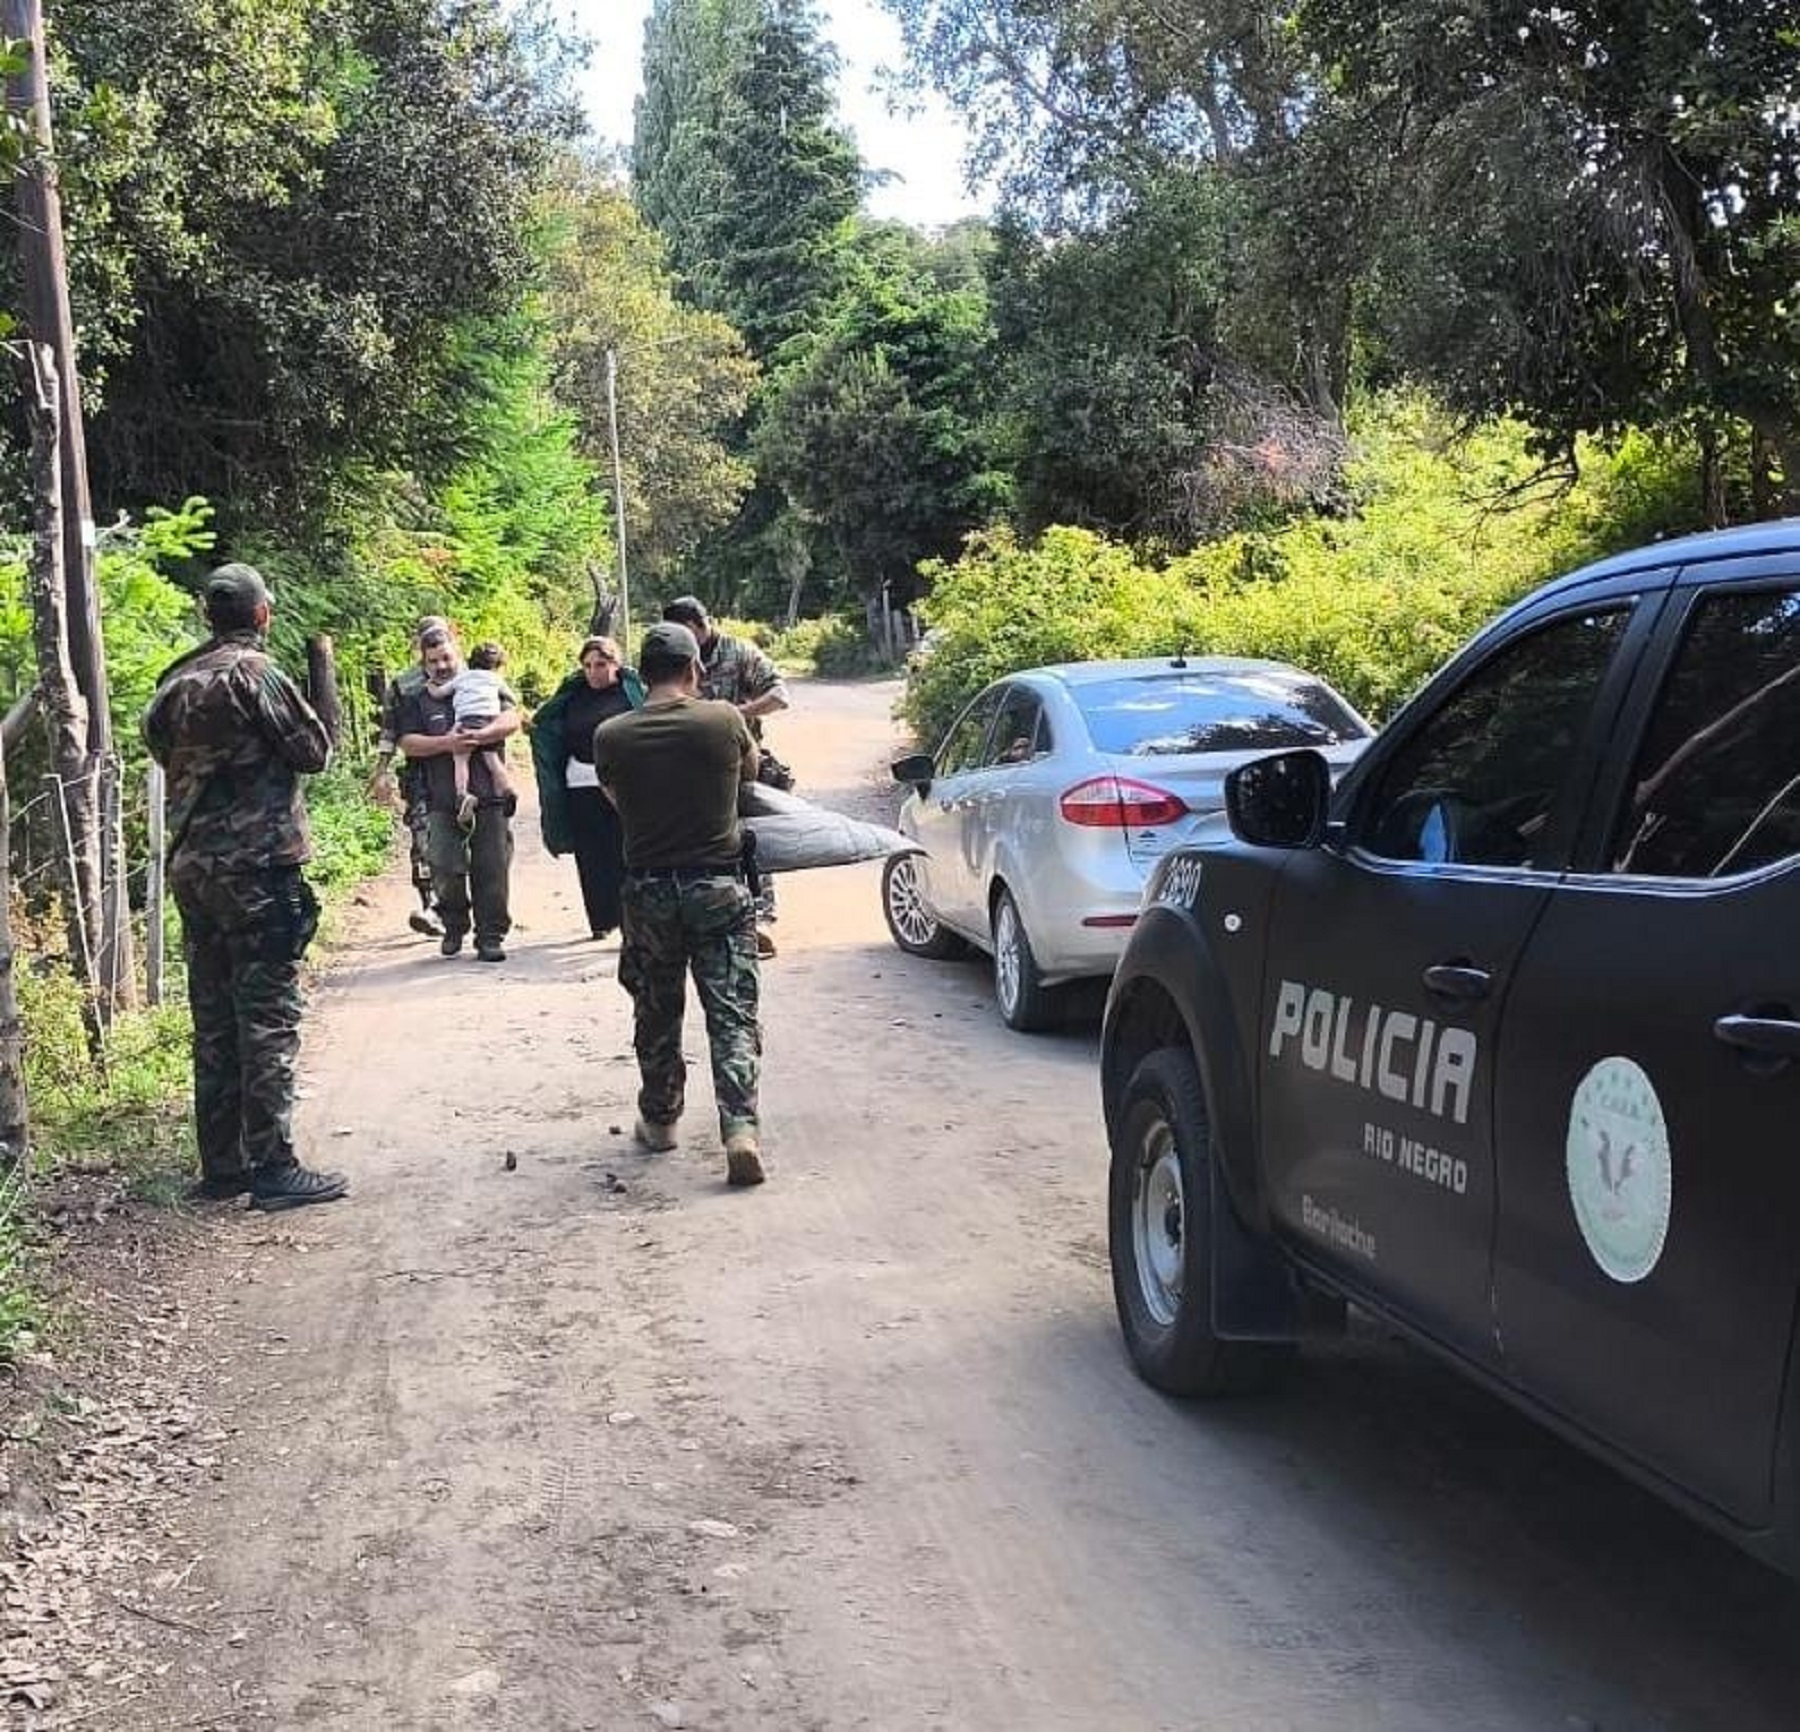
[
  {"left": 633, "top": 1117, "right": 679, "bottom": 1152},
  {"left": 409, "top": 908, "right": 445, "bottom": 938},
  {"left": 476, "top": 940, "right": 507, "bottom": 963},
  {"left": 755, "top": 929, "right": 778, "bottom": 960},
  {"left": 250, "top": 1163, "right": 349, "bottom": 1212},
  {"left": 440, "top": 932, "right": 464, "bottom": 957},
  {"left": 185, "top": 1171, "right": 252, "bottom": 1202},
  {"left": 724, "top": 1131, "right": 766, "bottom": 1188}
]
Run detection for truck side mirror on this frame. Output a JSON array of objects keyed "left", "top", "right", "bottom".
[
  {"left": 891, "top": 752, "right": 936, "bottom": 790},
  {"left": 1225, "top": 750, "right": 1331, "bottom": 849}
]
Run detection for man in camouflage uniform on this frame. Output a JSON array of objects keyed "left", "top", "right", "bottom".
[
  {"left": 371, "top": 617, "right": 450, "bottom": 939},
  {"left": 143, "top": 564, "right": 348, "bottom": 1211},
  {"left": 661, "top": 597, "right": 789, "bottom": 957},
  {"left": 393, "top": 625, "right": 521, "bottom": 962},
  {"left": 594, "top": 621, "right": 766, "bottom": 1187}
]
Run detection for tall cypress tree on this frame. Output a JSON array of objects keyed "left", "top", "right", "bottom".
[{"left": 634, "top": 0, "right": 859, "bottom": 359}]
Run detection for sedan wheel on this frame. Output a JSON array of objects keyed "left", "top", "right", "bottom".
[
  {"left": 881, "top": 852, "right": 966, "bottom": 959},
  {"left": 991, "top": 886, "right": 1056, "bottom": 1032}
]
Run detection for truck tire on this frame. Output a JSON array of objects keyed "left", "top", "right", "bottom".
[
  {"left": 992, "top": 886, "right": 1057, "bottom": 1032},
  {"left": 1108, "top": 1047, "right": 1286, "bottom": 1396},
  {"left": 881, "top": 851, "right": 966, "bottom": 959}
]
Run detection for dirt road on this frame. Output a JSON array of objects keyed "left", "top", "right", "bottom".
[{"left": 66, "top": 679, "right": 1800, "bottom": 1729}]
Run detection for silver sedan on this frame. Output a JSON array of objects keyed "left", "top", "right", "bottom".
[{"left": 881, "top": 656, "right": 1372, "bottom": 1030}]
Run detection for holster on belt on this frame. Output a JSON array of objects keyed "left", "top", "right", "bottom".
[{"left": 740, "top": 828, "right": 762, "bottom": 900}]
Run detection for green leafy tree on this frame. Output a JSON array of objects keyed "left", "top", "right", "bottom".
[
  {"left": 756, "top": 222, "right": 1008, "bottom": 607},
  {"left": 12, "top": 0, "right": 584, "bottom": 536},
  {"left": 888, "top": 0, "right": 1800, "bottom": 518},
  {"left": 1294, "top": 0, "right": 1800, "bottom": 515},
  {"left": 536, "top": 162, "right": 756, "bottom": 593},
  {"left": 636, "top": 0, "right": 861, "bottom": 359}
]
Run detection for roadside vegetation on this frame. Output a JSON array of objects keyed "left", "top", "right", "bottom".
[{"left": 0, "top": 0, "right": 1792, "bottom": 1344}]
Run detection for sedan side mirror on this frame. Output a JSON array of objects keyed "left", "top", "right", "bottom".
[
  {"left": 891, "top": 752, "right": 936, "bottom": 790},
  {"left": 1225, "top": 750, "right": 1331, "bottom": 850}
]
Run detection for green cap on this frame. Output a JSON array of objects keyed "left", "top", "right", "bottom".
[
  {"left": 204, "top": 562, "right": 273, "bottom": 618},
  {"left": 640, "top": 621, "right": 701, "bottom": 664}
]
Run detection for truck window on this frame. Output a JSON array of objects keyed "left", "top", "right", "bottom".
[
  {"left": 1357, "top": 608, "right": 1630, "bottom": 869},
  {"left": 1612, "top": 586, "right": 1800, "bottom": 878}
]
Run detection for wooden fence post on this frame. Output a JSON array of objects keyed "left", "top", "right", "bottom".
[
  {"left": 0, "top": 727, "right": 27, "bottom": 1170},
  {"left": 145, "top": 759, "right": 165, "bottom": 1008},
  {"left": 307, "top": 633, "right": 343, "bottom": 749}
]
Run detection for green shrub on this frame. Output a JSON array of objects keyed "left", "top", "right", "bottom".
[
  {"left": 768, "top": 614, "right": 876, "bottom": 676},
  {"left": 710, "top": 614, "right": 777, "bottom": 650},
  {"left": 902, "top": 397, "right": 1703, "bottom": 745},
  {"left": 305, "top": 762, "right": 398, "bottom": 892}
]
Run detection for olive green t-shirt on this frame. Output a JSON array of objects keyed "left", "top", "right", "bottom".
[{"left": 592, "top": 696, "right": 756, "bottom": 870}]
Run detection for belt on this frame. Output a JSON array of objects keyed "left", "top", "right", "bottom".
[{"left": 626, "top": 862, "right": 744, "bottom": 883}]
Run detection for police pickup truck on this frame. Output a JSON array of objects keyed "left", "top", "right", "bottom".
[{"left": 1102, "top": 520, "right": 1800, "bottom": 1572}]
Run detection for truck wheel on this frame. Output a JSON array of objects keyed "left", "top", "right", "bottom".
[
  {"left": 1108, "top": 1047, "right": 1284, "bottom": 1395},
  {"left": 881, "top": 852, "right": 965, "bottom": 959},
  {"left": 992, "top": 886, "right": 1057, "bottom": 1032}
]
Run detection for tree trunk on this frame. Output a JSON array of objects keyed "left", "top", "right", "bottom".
[
  {"left": 307, "top": 634, "right": 343, "bottom": 749},
  {"left": 144, "top": 759, "right": 166, "bottom": 1009},
  {"left": 6, "top": 0, "right": 133, "bottom": 1013},
  {"left": 1699, "top": 420, "right": 1729, "bottom": 529},
  {"left": 22, "top": 343, "right": 105, "bottom": 1032},
  {"left": 0, "top": 721, "right": 25, "bottom": 1171}
]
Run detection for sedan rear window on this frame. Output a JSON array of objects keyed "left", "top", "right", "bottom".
[{"left": 1073, "top": 672, "right": 1367, "bottom": 756}]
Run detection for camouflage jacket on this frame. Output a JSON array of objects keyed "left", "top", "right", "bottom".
[
  {"left": 698, "top": 633, "right": 786, "bottom": 712},
  {"left": 376, "top": 665, "right": 429, "bottom": 756},
  {"left": 142, "top": 631, "right": 331, "bottom": 885}
]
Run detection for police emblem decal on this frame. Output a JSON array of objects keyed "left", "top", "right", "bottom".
[{"left": 1565, "top": 1056, "right": 1672, "bottom": 1284}]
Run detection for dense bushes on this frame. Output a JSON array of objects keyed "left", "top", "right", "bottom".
[
  {"left": 766, "top": 615, "right": 877, "bottom": 676},
  {"left": 901, "top": 400, "right": 1703, "bottom": 745}
]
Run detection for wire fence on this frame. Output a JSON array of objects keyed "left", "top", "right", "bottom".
[{"left": 5, "top": 752, "right": 179, "bottom": 1033}]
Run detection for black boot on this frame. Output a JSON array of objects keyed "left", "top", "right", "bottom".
[
  {"left": 185, "top": 1171, "right": 252, "bottom": 1202},
  {"left": 250, "top": 1163, "right": 350, "bottom": 1212}
]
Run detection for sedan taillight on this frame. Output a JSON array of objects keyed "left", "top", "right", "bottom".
[{"left": 1059, "top": 775, "right": 1188, "bottom": 828}]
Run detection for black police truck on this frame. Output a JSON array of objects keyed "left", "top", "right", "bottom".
[{"left": 1102, "top": 519, "right": 1800, "bottom": 1572}]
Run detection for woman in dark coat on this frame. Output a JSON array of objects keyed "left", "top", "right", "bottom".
[{"left": 530, "top": 636, "right": 643, "bottom": 938}]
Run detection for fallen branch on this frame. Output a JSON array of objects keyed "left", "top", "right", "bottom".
[
  {"left": 108, "top": 1594, "right": 216, "bottom": 1639},
  {"left": 1, "top": 684, "right": 37, "bottom": 753}
]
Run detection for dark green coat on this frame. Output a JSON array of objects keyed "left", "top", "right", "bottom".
[{"left": 530, "top": 666, "right": 645, "bottom": 856}]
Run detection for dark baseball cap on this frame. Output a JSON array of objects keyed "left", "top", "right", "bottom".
[
  {"left": 661, "top": 595, "right": 709, "bottom": 628},
  {"left": 204, "top": 562, "right": 273, "bottom": 612},
  {"left": 639, "top": 621, "right": 701, "bottom": 664}
]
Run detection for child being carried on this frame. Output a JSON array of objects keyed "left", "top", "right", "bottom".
[{"left": 429, "top": 640, "right": 514, "bottom": 828}]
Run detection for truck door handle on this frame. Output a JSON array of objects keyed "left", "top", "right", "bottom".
[
  {"left": 1423, "top": 963, "right": 1492, "bottom": 1003},
  {"left": 1714, "top": 1014, "right": 1800, "bottom": 1059}
]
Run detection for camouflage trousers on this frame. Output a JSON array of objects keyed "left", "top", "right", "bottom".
[
  {"left": 176, "top": 866, "right": 318, "bottom": 1179},
  {"left": 618, "top": 874, "right": 761, "bottom": 1138},
  {"left": 405, "top": 794, "right": 435, "bottom": 910}
]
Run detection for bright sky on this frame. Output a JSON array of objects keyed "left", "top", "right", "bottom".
[{"left": 563, "top": 0, "right": 988, "bottom": 228}]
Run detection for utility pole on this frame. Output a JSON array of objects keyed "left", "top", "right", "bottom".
[
  {"left": 604, "top": 347, "right": 632, "bottom": 657},
  {"left": 4, "top": 0, "right": 133, "bottom": 1010}
]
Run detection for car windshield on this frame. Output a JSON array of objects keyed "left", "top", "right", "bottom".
[{"left": 1074, "top": 671, "right": 1367, "bottom": 756}]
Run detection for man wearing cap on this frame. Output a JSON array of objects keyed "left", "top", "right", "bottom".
[
  {"left": 393, "top": 625, "right": 522, "bottom": 962},
  {"left": 593, "top": 621, "right": 767, "bottom": 1186},
  {"left": 371, "top": 617, "right": 452, "bottom": 940},
  {"left": 143, "top": 563, "right": 348, "bottom": 1210},
  {"left": 660, "top": 597, "right": 789, "bottom": 958}
]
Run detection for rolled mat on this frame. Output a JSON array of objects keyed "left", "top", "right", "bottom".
[{"left": 739, "top": 782, "right": 912, "bottom": 872}]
